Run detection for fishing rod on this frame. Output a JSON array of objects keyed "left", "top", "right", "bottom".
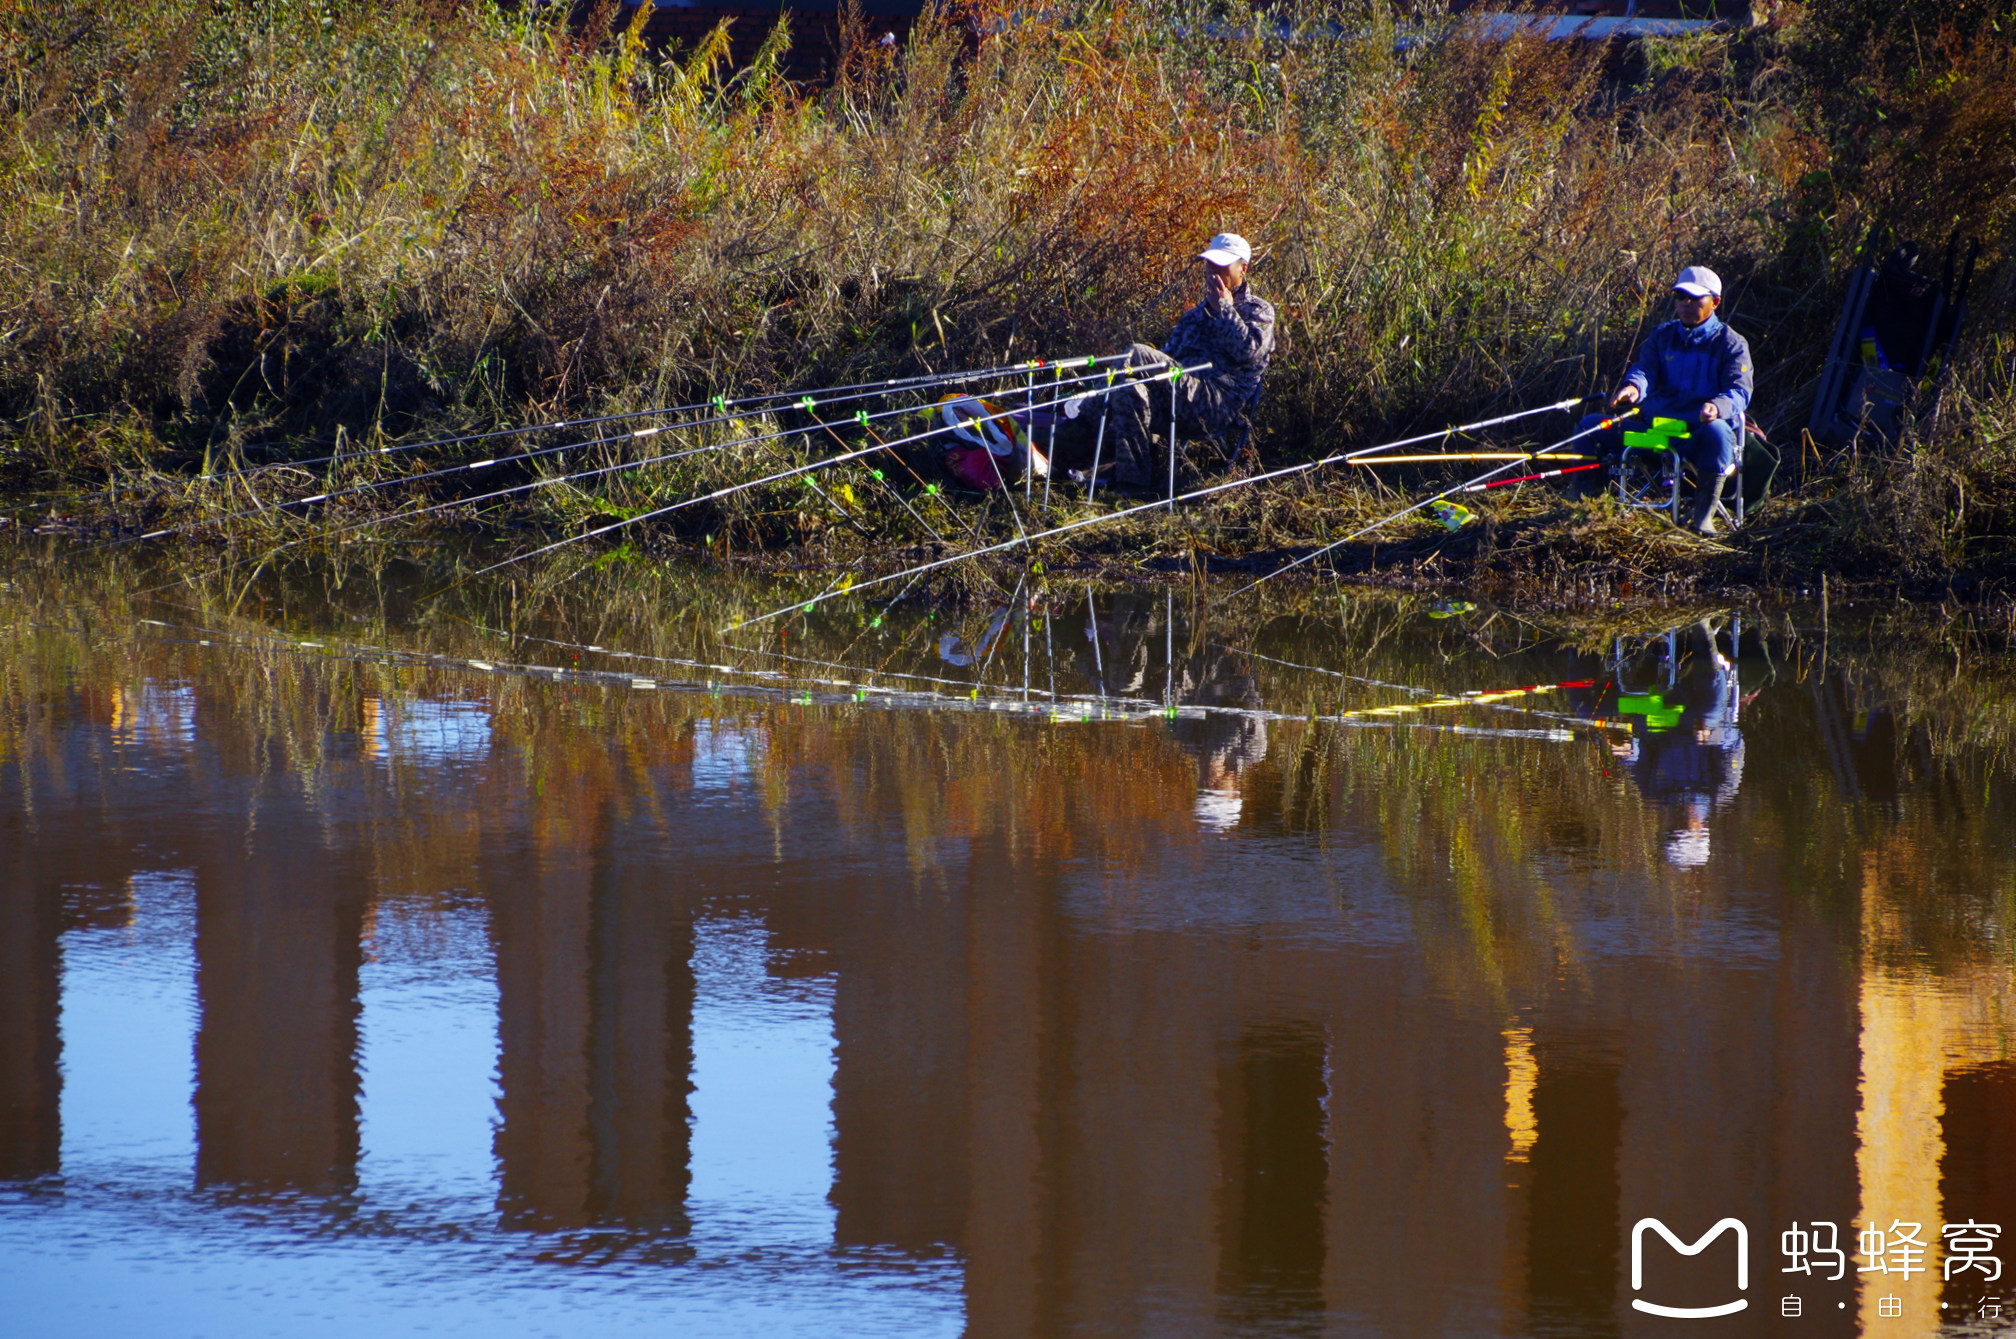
[
  {"left": 718, "top": 397, "right": 1586, "bottom": 633},
  {"left": 1347, "top": 452, "right": 1591, "bottom": 465},
  {"left": 1217, "top": 408, "right": 1638, "bottom": 602},
  {"left": 122, "top": 435, "right": 758, "bottom": 601},
  {"left": 439, "top": 360, "right": 1210, "bottom": 591},
  {"left": 71, "top": 353, "right": 1135, "bottom": 508},
  {"left": 102, "top": 355, "right": 1131, "bottom": 550},
  {"left": 125, "top": 359, "right": 1173, "bottom": 599},
  {"left": 1455, "top": 461, "right": 1601, "bottom": 492}
]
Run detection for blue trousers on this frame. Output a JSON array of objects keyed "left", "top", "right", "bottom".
[{"left": 1579, "top": 407, "right": 1736, "bottom": 479}]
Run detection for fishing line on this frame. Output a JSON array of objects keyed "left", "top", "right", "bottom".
[
  {"left": 74, "top": 354, "right": 1132, "bottom": 510},
  {"left": 440, "top": 361, "right": 1208, "bottom": 593},
  {"left": 121, "top": 360, "right": 1172, "bottom": 599},
  {"left": 1217, "top": 408, "right": 1637, "bottom": 603},
  {"left": 103, "top": 356, "right": 1129, "bottom": 550},
  {"left": 810, "top": 418, "right": 949, "bottom": 544},
  {"left": 719, "top": 398, "right": 1584, "bottom": 633}
]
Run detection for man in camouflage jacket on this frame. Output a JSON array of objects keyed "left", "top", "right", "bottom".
[{"left": 1098, "top": 233, "right": 1276, "bottom": 490}]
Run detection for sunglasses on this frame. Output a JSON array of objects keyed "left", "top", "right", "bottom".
[{"left": 1672, "top": 290, "right": 1713, "bottom": 302}]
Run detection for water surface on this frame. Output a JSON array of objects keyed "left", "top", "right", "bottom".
[{"left": 4, "top": 557, "right": 2014, "bottom": 1336}]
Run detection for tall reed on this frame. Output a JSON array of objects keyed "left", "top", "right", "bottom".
[{"left": 1, "top": 0, "right": 2010, "bottom": 577}]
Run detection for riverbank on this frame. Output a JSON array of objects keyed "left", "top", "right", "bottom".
[
  {"left": 3, "top": 0, "right": 2011, "bottom": 608},
  {"left": 9, "top": 412, "right": 2013, "bottom": 624}
]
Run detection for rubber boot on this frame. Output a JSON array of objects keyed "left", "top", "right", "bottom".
[{"left": 1687, "top": 470, "right": 1727, "bottom": 536}]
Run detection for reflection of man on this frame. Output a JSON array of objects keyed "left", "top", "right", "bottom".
[
  {"left": 1076, "top": 593, "right": 1157, "bottom": 699},
  {"left": 1167, "top": 647, "right": 1270, "bottom": 833},
  {"left": 1609, "top": 621, "right": 1745, "bottom": 868}
]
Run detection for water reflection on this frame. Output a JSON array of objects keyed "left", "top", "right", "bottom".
[
  {"left": 1576, "top": 619, "right": 1747, "bottom": 869},
  {"left": 3, "top": 557, "right": 2015, "bottom": 1336}
]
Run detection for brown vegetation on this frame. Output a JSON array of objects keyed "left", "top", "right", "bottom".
[{"left": 0, "top": 0, "right": 2011, "bottom": 599}]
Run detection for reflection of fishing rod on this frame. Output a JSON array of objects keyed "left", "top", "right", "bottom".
[
  {"left": 138, "top": 612, "right": 1573, "bottom": 738},
  {"left": 440, "top": 361, "right": 1204, "bottom": 590},
  {"left": 75, "top": 354, "right": 1134, "bottom": 511},
  {"left": 1218, "top": 408, "right": 1638, "bottom": 601},
  {"left": 1337, "top": 680, "right": 1594, "bottom": 719},
  {"left": 719, "top": 398, "right": 1585, "bottom": 633},
  {"left": 1231, "top": 645, "right": 1630, "bottom": 732},
  {"left": 105, "top": 355, "right": 1133, "bottom": 549},
  {"left": 496, "top": 620, "right": 1154, "bottom": 707}
]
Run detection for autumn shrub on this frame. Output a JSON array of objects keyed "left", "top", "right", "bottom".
[{"left": 0, "top": 0, "right": 2009, "bottom": 579}]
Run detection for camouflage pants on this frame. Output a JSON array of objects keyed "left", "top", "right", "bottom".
[{"left": 1101, "top": 344, "right": 1243, "bottom": 485}]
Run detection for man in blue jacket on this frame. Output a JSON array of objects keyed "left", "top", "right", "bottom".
[{"left": 1580, "top": 266, "right": 1754, "bottom": 535}]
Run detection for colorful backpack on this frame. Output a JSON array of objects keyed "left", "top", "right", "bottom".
[{"left": 936, "top": 394, "right": 1047, "bottom": 491}]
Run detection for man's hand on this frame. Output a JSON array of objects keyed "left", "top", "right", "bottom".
[
  {"left": 1700, "top": 401, "right": 1720, "bottom": 422},
  {"left": 1204, "top": 271, "right": 1230, "bottom": 306},
  {"left": 1610, "top": 384, "right": 1642, "bottom": 410}
]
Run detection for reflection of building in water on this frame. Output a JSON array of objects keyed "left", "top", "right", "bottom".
[
  {"left": 15, "top": 603, "right": 2016, "bottom": 1338},
  {"left": 193, "top": 824, "right": 367, "bottom": 1193},
  {"left": 1217, "top": 1025, "right": 1328, "bottom": 1324},
  {"left": 1856, "top": 877, "right": 2016, "bottom": 1331},
  {"left": 487, "top": 800, "right": 697, "bottom": 1232},
  {"left": 2, "top": 683, "right": 193, "bottom": 1181},
  {"left": 0, "top": 855, "right": 61, "bottom": 1179}
]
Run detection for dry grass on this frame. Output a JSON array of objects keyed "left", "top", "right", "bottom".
[{"left": 0, "top": 0, "right": 2012, "bottom": 598}]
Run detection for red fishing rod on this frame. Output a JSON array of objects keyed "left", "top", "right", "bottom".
[{"left": 1453, "top": 461, "right": 1604, "bottom": 492}]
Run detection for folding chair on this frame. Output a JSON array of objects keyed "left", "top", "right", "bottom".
[
  {"left": 1184, "top": 383, "right": 1265, "bottom": 476},
  {"left": 1615, "top": 415, "right": 1746, "bottom": 529}
]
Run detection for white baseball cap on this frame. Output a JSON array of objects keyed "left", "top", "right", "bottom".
[
  {"left": 1198, "top": 233, "right": 1252, "bottom": 266},
  {"left": 1674, "top": 265, "right": 1723, "bottom": 298}
]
